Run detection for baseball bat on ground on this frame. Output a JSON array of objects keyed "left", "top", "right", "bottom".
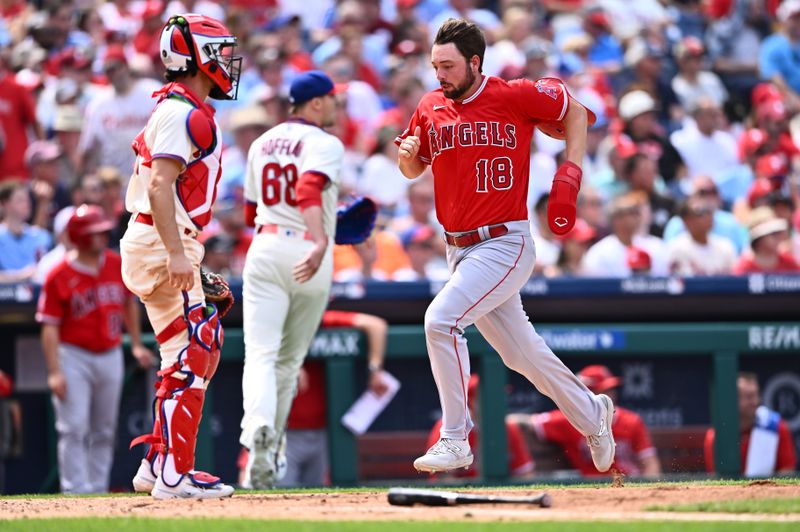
[{"left": 387, "top": 487, "right": 552, "bottom": 508}]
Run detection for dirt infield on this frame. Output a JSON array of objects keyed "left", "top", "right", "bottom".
[{"left": 1, "top": 482, "right": 799, "bottom": 522}]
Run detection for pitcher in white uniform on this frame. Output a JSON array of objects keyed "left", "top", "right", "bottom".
[{"left": 240, "top": 71, "right": 345, "bottom": 488}]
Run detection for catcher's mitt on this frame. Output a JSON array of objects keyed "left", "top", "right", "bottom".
[
  {"left": 200, "top": 267, "right": 234, "bottom": 317},
  {"left": 335, "top": 196, "right": 377, "bottom": 245}
]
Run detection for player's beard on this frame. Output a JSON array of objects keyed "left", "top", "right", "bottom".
[{"left": 441, "top": 67, "right": 476, "bottom": 100}]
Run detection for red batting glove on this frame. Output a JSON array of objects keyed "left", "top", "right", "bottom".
[{"left": 547, "top": 161, "right": 583, "bottom": 235}]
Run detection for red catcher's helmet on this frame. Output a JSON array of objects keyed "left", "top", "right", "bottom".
[
  {"left": 66, "top": 204, "right": 115, "bottom": 250},
  {"left": 160, "top": 14, "right": 242, "bottom": 100}
]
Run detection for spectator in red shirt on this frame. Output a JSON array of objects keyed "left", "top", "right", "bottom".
[
  {"left": 704, "top": 372, "right": 796, "bottom": 476},
  {"left": 0, "top": 53, "right": 41, "bottom": 179},
  {"left": 424, "top": 375, "right": 535, "bottom": 481},
  {"left": 238, "top": 310, "right": 390, "bottom": 487},
  {"left": 517, "top": 365, "right": 661, "bottom": 478},
  {"left": 733, "top": 206, "right": 800, "bottom": 274},
  {"left": 36, "top": 205, "right": 154, "bottom": 493}
]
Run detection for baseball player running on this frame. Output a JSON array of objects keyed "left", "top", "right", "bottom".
[
  {"left": 36, "top": 205, "right": 154, "bottom": 493},
  {"left": 396, "top": 18, "right": 616, "bottom": 474},
  {"left": 240, "top": 70, "right": 344, "bottom": 489},
  {"left": 120, "top": 14, "right": 241, "bottom": 499}
]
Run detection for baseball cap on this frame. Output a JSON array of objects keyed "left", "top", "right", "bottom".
[
  {"left": 751, "top": 82, "right": 783, "bottom": 107},
  {"left": 623, "top": 39, "right": 665, "bottom": 68},
  {"left": 522, "top": 38, "right": 552, "bottom": 61},
  {"left": 578, "top": 365, "right": 620, "bottom": 394},
  {"left": 626, "top": 246, "right": 652, "bottom": 271},
  {"left": 756, "top": 100, "right": 787, "bottom": 122},
  {"left": 103, "top": 45, "right": 128, "bottom": 67},
  {"left": 53, "top": 105, "right": 83, "bottom": 132},
  {"left": 229, "top": 106, "right": 271, "bottom": 131},
  {"left": 558, "top": 218, "right": 596, "bottom": 243},
  {"left": 747, "top": 206, "right": 788, "bottom": 242},
  {"left": 263, "top": 14, "right": 301, "bottom": 33},
  {"left": 748, "top": 178, "right": 791, "bottom": 208},
  {"left": 778, "top": 0, "right": 800, "bottom": 22},
  {"left": 54, "top": 206, "right": 76, "bottom": 238},
  {"left": 585, "top": 8, "right": 611, "bottom": 30},
  {"left": 400, "top": 224, "right": 435, "bottom": 248},
  {"left": 288, "top": 70, "right": 346, "bottom": 105},
  {"left": 673, "top": 36, "right": 704, "bottom": 59},
  {"left": 618, "top": 90, "right": 657, "bottom": 121},
  {"left": 24, "top": 140, "right": 62, "bottom": 166}
]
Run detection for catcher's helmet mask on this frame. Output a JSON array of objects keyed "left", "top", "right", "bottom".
[{"left": 161, "top": 14, "right": 242, "bottom": 100}]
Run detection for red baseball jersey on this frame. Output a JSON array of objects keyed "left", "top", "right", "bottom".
[
  {"left": 396, "top": 76, "right": 569, "bottom": 232},
  {"left": 286, "top": 310, "right": 360, "bottom": 430},
  {"left": 426, "top": 418, "right": 534, "bottom": 478},
  {"left": 703, "top": 421, "right": 797, "bottom": 474},
  {"left": 36, "top": 250, "right": 131, "bottom": 353},
  {"left": 533, "top": 407, "right": 656, "bottom": 476}
]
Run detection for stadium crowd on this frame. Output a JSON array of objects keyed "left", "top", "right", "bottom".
[{"left": 1, "top": 0, "right": 800, "bottom": 283}]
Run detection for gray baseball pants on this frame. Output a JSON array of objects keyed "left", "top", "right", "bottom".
[
  {"left": 425, "top": 220, "right": 604, "bottom": 441},
  {"left": 52, "top": 344, "right": 123, "bottom": 493}
]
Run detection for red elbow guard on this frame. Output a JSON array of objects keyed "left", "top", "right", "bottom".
[
  {"left": 547, "top": 161, "right": 582, "bottom": 235},
  {"left": 296, "top": 171, "right": 328, "bottom": 211}
]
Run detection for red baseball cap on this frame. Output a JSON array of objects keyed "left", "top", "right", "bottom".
[
  {"left": 747, "top": 178, "right": 777, "bottom": 207},
  {"left": 756, "top": 100, "right": 787, "bottom": 122},
  {"left": 752, "top": 82, "right": 783, "bottom": 107},
  {"left": 674, "top": 36, "right": 704, "bottom": 59},
  {"left": 586, "top": 10, "right": 611, "bottom": 29},
  {"left": 578, "top": 365, "right": 621, "bottom": 394},
  {"left": 103, "top": 45, "right": 128, "bottom": 67},
  {"left": 626, "top": 246, "right": 652, "bottom": 271},
  {"left": 558, "top": 218, "right": 596, "bottom": 243}
]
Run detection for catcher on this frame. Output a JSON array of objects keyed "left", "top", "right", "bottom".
[{"left": 120, "top": 14, "right": 239, "bottom": 499}]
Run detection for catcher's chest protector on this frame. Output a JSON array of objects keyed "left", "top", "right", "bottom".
[{"left": 132, "top": 82, "right": 222, "bottom": 230}]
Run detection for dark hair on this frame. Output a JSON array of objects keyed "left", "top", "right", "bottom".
[
  {"left": 0, "top": 180, "right": 25, "bottom": 204},
  {"left": 622, "top": 152, "right": 648, "bottom": 180},
  {"left": 535, "top": 193, "right": 550, "bottom": 214},
  {"left": 434, "top": 18, "right": 486, "bottom": 72}
]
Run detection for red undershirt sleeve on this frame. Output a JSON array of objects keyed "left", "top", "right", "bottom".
[{"left": 296, "top": 171, "right": 329, "bottom": 211}]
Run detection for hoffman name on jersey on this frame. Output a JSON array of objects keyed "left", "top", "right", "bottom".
[{"left": 260, "top": 137, "right": 303, "bottom": 157}]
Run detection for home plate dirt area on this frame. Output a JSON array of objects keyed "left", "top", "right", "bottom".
[{"left": 1, "top": 482, "right": 799, "bottom": 522}]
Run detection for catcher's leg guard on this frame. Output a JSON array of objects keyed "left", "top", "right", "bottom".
[{"left": 131, "top": 302, "right": 223, "bottom": 487}]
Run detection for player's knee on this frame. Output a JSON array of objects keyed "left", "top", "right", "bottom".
[{"left": 424, "top": 305, "right": 453, "bottom": 337}]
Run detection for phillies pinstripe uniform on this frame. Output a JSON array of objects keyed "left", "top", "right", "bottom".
[{"left": 240, "top": 112, "right": 343, "bottom": 487}]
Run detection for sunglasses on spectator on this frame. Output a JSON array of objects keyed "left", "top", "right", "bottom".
[
  {"left": 616, "top": 207, "right": 641, "bottom": 217},
  {"left": 695, "top": 187, "right": 718, "bottom": 196},
  {"left": 688, "top": 206, "right": 713, "bottom": 217}
]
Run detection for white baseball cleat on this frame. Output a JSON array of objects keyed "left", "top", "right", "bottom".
[
  {"left": 150, "top": 471, "right": 234, "bottom": 499},
  {"left": 244, "top": 425, "right": 279, "bottom": 489},
  {"left": 587, "top": 393, "right": 616, "bottom": 472},
  {"left": 132, "top": 458, "right": 157, "bottom": 493},
  {"left": 413, "top": 438, "right": 473, "bottom": 473}
]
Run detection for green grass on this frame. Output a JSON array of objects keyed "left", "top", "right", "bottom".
[
  {"left": 0, "top": 520, "right": 798, "bottom": 532},
  {"left": 649, "top": 498, "right": 800, "bottom": 514}
]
